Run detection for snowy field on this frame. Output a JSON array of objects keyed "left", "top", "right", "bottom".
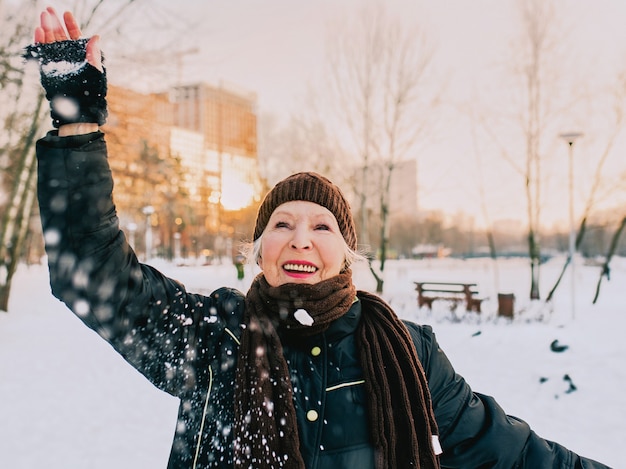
[{"left": 1, "top": 256, "right": 624, "bottom": 468}]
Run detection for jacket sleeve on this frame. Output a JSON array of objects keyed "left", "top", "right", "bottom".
[
  {"left": 36, "top": 131, "right": 243, "bottom": 397},
  {"left": 405, "top": 322, "right": 610, "bottom": 469}
]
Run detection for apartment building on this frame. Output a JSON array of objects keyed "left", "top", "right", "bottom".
[{"left": 104, "top": 81, "right": 261, "bottom": 260}]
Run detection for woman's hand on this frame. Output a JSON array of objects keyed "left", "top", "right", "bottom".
[
  {"left": 35, "top": 7, "right": 102, "bottom": 72},
  {"left": 31, "top": 7, "right": 105, "bottom": 135}
]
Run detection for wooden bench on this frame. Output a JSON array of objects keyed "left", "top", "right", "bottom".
[{"left": 414, "top": 282, "right": 483, "bottom": 313}]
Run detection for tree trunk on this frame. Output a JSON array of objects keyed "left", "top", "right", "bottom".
[
  {"left": 0, "top": 94, "right": 44, "bottom": 312},
  {"left": 0, "top": 163, "right": 39, "bottom": 312},
  {"left": 546, "top": 217, "right": 588, "bottom": 302},
  {"left": 528, "top": 229, "right": 541, "bottom": 300},
  {"left": 368, "top": 261, "right": 384, "bottom": 294},
  {"left": 592, "top": 216, "right": 626, "bottom": 304},
  {"left": 378, "top": 205, "right": 389, "bottom": 273},
  {"left": 378, "top": 165, "right": 393, "bottom": 276}
]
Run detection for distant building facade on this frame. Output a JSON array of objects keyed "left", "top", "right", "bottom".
[
  {"left": 104, "top": 81, "right": 261, "bottom": 260},
  {"left": 172, "top": 83, "right": 262, "bottom": 217},
  {"left": 354, "top": 159, "right": 420, "bottom": 217}
]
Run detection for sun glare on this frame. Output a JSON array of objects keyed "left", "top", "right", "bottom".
[{"left": 220, "top": 177, "right": 255, "bottom": 211}]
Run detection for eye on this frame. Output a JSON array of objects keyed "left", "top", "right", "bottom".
[
  {"left": 274, "top": 221, "right": 290, "bottom": 229},
  {"left": 315, "top": 223, "right": 331, "bottom": 231}
]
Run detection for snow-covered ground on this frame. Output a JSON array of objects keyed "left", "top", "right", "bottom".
[{"left": 1, "top": 256, "right": 624, "bottom": 468}]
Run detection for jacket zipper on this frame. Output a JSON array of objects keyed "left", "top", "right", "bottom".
[
  {"left": 192, "top": 327, "right": 239, "bottom": 468},
  {"left": 192, "top": 365, "right": 213, "bottom": 469}
]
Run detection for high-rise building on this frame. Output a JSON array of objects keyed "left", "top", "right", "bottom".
[
  {"left": 103, "top": 81, "right": 261, "bottom": 260},
  {"left": 171, "top": 83, "right": 262, "bottom": 214},
  {"left": 104, "top": 84, "right": 175, "bottom": 234}
]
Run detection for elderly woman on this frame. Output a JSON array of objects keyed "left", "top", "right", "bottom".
[{"left": 28, "top": 7, "right": 609, "bottom": 469}]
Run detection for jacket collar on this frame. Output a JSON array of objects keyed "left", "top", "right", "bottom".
[{"left": 324, "top": 297, "right": 361, "bottom": 342}]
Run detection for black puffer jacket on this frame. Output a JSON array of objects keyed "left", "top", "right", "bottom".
[{"left": 36, "top": 131, "right": 610, "bottom": 469}]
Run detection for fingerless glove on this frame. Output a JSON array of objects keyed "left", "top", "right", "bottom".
[{"left": 23, "top": 38, "right": 107, "bottom": 128}]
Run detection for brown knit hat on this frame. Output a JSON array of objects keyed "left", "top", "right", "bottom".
[{"left": 253, "top": 172, "right": 357, "bottom": 250}]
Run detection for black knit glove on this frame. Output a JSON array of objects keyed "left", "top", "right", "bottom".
[{"left": 23, "top": 38, "right": 107, "bottom": 128}]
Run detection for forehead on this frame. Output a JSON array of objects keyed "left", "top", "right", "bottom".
[{"left": 270, "top": 201, "right": 336, "bottom": 220}]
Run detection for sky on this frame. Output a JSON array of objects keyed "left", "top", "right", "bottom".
[
  {"left": 1, "top": 256, "right": 624, "bottom": 468},
  {"left": 123, "top": 0, "right": 626, "bottom": 116},
  {"left": 23, "top": 0, "right": 626, "bottom": 226}
]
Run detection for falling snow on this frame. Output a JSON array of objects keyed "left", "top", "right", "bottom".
[{"left": 0, "top": 256, "right": 624, "bottom": 468}]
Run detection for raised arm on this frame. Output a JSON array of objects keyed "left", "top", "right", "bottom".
[
  {"left": 29, "top": 8, "right": 242, "bottom": 397},
  {"left": 27, "top": 7, "right": 104, "bottom": 136}
]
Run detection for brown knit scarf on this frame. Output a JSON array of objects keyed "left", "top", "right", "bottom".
[{"left": 234, "top": 270, "right": 440, "bottom": 469}]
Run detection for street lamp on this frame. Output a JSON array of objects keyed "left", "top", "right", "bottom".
[
  {"left": 559, "top": 132, "right": 583, "bottom": 319},
  {"left": 173, "top": 232, "right": 181, "bottom": 263},
  {"left": 127, "top": 222, "right": 137, "bottom": 248},
  {"left": 142, "top": 205, "right": 155, "bottom": 261}
]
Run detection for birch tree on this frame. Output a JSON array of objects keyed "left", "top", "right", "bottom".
[
  {"left": 516, "top": 0, "right": 561, "bottom": 300},
  {"left": 0, "top": 0, "right": 140, "bottom": 311},
  {"left": 478, "top": 0, "right": 567, "bottom": 301},
  {"left": 0, "top": 0, "right": 44, "bottom": 311},
  {"left": 326, "top": 3, "right": 439, "bottom": 292}
]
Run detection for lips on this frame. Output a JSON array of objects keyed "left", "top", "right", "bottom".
[{"left": 283, "top": 262, "right": 318, "bottom": 273}]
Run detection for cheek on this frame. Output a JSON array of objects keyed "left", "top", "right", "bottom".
[
  {"left": 319, "top": 240, "right": 346, "bottom": 272},
  {"left": 258, "top": 235, "right": 281, "bottom": 266}
]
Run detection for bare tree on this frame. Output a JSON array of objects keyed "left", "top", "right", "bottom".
[
  {"left": 474, "top": 0, "right": 569, "bottom": 301},
  {"left": 592, "top": 213, "right": 626, "bottom": 304},
  {"left": 257, "top": 105, "right": 347, "bottom": 188},
  {"left": 0, "top": 0, "right": 46, "bottom": 311},
  {"left": 325, "top": 3, "right": 439, "bottom": 292},
  {"left": 546, "top": 70, "right": 626, "bottom": 301},
  {"left": 515, "top": 0, "right": 564, "bottom": 300},
  {"left": 0, "top": 0, "right": 141, "bottom": 311},
  {"left": 466, "top": 109, "right": 502, "bottom": 291}
]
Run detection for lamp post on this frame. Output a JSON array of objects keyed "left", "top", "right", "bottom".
[
  {"left": 142, "top": 205, "right": 155, "bottom": 261},
  {"left": 127, "top": 222, "right": 137, "bottom": 248},
  {"left": 173, "top": 232, "right": 181, "bottom": 263},
  {"left": 559, "top": 132, "right": 583, "bottom": 319}
]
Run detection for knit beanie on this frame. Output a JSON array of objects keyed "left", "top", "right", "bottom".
[{"left": 253, "top": 172, "right": 357, "bottom": 250}]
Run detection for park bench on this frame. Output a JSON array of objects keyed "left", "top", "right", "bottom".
[{"left": 414, "top": 281, "right": 483, "bottom": 313}]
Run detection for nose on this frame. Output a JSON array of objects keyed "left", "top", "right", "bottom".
[{"left": 290, "top": 225, "right": 312, "bottom": 250}]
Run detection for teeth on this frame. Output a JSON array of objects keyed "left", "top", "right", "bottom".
[{"left": 284, "top": 263, "right": 317, "bottom": 273}]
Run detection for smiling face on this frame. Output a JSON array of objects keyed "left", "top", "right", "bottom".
[{"left": 258, "top": 201, "right": 347, "bottom": 287}]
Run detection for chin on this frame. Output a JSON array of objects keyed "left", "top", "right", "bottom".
[{"left": 281, "top": 275, "right": 320, "bottom": 285}]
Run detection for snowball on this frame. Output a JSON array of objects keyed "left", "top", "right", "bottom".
[
  {"left": 294, "top": 308, "right": 314, "bottom": 326},
  {"left": 432, "top": 435, "right": 443, "bottom": 455}
]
